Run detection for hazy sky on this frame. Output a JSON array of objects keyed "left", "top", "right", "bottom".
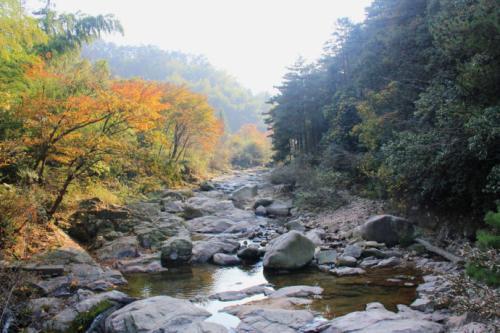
[{"left": 30, "top": 0, "right": 373, "bottom": 93}]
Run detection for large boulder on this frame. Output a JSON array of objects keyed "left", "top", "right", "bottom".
[
  {"left": 95, "top": 236, "right": 139, "bottom": 261},
  {"left": 263, "top": 231, "right": 315, "bottom": 270},
  {"left": 105, "top": 296, "right": 211, "bottom": 333},
  {"left": 360, "top": 215, "right": 415, "bottom": 246},
  {"left": 160, "top": 237, "right": 193, "bottom": 267},
  {"left": 191, "top": 236, "right": 240, "bottom": 263}
]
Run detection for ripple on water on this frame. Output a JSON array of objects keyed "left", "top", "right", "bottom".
[{"left": 120, "top": 262, "right": 421, "bottom": 329}]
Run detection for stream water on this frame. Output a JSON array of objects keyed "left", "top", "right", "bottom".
[{"left": 120, "top": 262, "right": 420, "bottom": 329}]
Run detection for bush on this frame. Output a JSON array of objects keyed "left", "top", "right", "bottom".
[{"left": 294, "top": 169, "right": 347, "bottom": 210}]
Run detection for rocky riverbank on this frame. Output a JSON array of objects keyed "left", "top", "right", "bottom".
[{"left": 3, "top": 168, "right": 497, "bottom": 332}]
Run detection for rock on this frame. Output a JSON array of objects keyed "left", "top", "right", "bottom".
[
  {"left": 451, "top": 322, "right": 489, "bottom": 333},
  {"left": 323, "top": 302, "right": 443, "bottom": 333},
  {"left": 361, "top": 248, "right": 388, "bottom": 259},
  {"left": 117, "top": 254, "right": 165, "bottom": 273},
  {"left": 305, "top": 228, "right": 325, "bottom": 246},
  {"left": 263, "top": 231, "right": 315, "bottom": 270},
  {"left": 330, "top": 267, "right": 366, "bottom": 276},
  {"left": 255, "top": 205, "right": 267, "bottom": 216},
  {"left": 375, "top": 256, "right": 401, "bottom": 268},
  {"left": 191, "top": 236, "right": 240, "bottom": 263},
  {"left": 343, "top": 244, "right": 362, "bottom": 258},
  {"left": 96, "top": 236, "right": 139, "bottom": 261},
  {"left": 21, "top": 264, "right": 64, "bottom": 277},
  {"left": 360, "top": 258, "right": 380, "bottom": 268},
  {"left": 253, "top": 198, "right": 273, "bottom": 209},
  {"left": 185, "top": 322, "right": 228, "bottom": 333},
  {"left": 362, "top": 241, "right": 386, "bottom": 248},
  {"left": 160, "top": 237, "right": 193, "bottom": 267},
  {"left": 225, "top": 307, "right": 315, "bottom": 333},
  {"left": 188, "top": 216, "right": 234, "bottom": 234},
  {"left": 410, "top": 297, "right": 434, "bottom": 313},
  {"left": 337, "top": 255, "right": 357, "bottom": 267},
  {"left": 268, "top": 285, "right": 323, "bottom": 299},
  {"left": 29, "top": 297, "right": 65, "bottom": 321},
  {"left": 237, "top": 245, "right": 263, "bottom": 261},
  {"left": 105, "top": 296, "right": 211, "bottom": 333},
  {"left": 44, "top": 290, "right": 133, "bottom": 332},
  {"left": 231, "top": 185, "right": 258, "bottom": 202},
  {"left": 163, "top": 200, "right": 184, "bottom": 213},
  {"left": 213, "top": 253, "right": 241, "bottom": 266},
  {"left": 360, "top": 215, "right": 415, "bottom": 246},
  {"left": 265, "top": 201, "right": 291, "bottom": 217},
  {"left": 209, "top": 284, "right": 272, "bottom": 301},
  {"left": 285, "top": 220, "right": 305, "bottom": 232},
  {"left": 161, "top": 190, "right": 187, "bottom": 201},
  {"left": 315, "top": 250, "right": 338, "bottom": 265},
  {"left": 200, "top": 181, "right": 215, "bottom": 191}
]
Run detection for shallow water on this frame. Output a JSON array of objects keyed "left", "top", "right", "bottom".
[{"left": 120, "top": 262, "right": 420, "bottom": 328}]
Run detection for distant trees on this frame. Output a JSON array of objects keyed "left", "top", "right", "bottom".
[
  {"left": 266, "top": 0, "right": 500, "bottom": 218},
  {"left": 82, "top": 41, "right": 269, "bottom": 132}
]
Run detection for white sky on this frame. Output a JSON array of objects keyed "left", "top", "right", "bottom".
[{"left": 29, "top": 0, "right": 373, "bottom": 93}]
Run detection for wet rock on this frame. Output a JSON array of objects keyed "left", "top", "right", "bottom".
[
  {"left": 255, "top": 205, "right": 267, "bottom": 216},
  {"left": 337, "top": 255, "right": 357, "bottom": 267},
  {"left": 360, "top": 215, "right": 415, "bottom": 246},
  {"left": 285, "top": 220, "right": 305, "bottom": 232},
  {"left": 268, "top": 285, "right": 323, "bottom": 299},
  {"left": 160, "top": 237, "right": 193, "bottom": 267},
  {"left": 95, "top": 236, "right": 139, "bottom": 261},
  {"left": 263, "top": 230, "right": 315, "bottom": 270},
  {"left": 330, "top": 267, "right": 366, "bottom": 276},
  {"left": 323, "top": 302, "right": 443, "bottom": 333},
  {"left": 231, "top": 185, "right": 258, "bottom": 203},
  {"left": 375, "top": 256, "right": 401, "bottom": 268},
  {"left": 315, "top": 250, "right": 338, "bottom": 265},
  {"left": 213, "top": 253, "right": 241, "bottom": 266},
  {"left": 105, "top": 296, "right": 211, "bottom": 333},
  {"left": 237, "top": 245, "right": 262, "bottom": 261},
  {"left": 343, "top": 244, "right": 362, "bottom": 258},
  {"left": 265, "top": 201, "right": 292, "bottom": 217},
  {"left": 209, "top": 284, "right": 272, "bottom": 301}
]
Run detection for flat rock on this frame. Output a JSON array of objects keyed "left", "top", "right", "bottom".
[
  {"left": 375, "top": 256, "right": 401, "bottom": 268},
  {"left": 343, "top": 244, "right": 362, "bottom": 258},
  {"left": 209, "top": 284, "right": 272, "bottom": 301},
  {"left": 96, "top": 236, "right": 139, "bottom": 261},
  {"left": 337, "top": 255, "right": 357, "bottom": 267},
  {"left": 188, "top": 216, "right": 234, "bottom": 234},
  {"left": 323, "top": 302, "right": 444, "bottom": 333},
  {"left": 105, "top": 296, "right": 211, "bottom": 333},
  {"left": 192, "top": 236, "right": 240, "bottom": 263},
  {"left": 330, "top": 267, "right": 366, "bottom": 276},
  {"left": 268, "top": 285, "right": 323, "bottom": 299}
]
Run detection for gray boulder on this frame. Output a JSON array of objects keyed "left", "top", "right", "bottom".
[
  {"left": 337, "top": 255, "right": 357, "bottom": 267},
  {"left": 285, "top": 220, "right": 305, "bottom": 232},
  {"left": 160, "top": 237, "right": 193, "bottom": 267},
  {"left": 315, "top": 250, "right": 338, "bottom": 265},
  {"left": 105, "top": 296, "right": 211, "bottom": 333},
  {"left": 263, "top": 231, "right": 315, "bottom": 270},
  {"left": 343, "top": 244, "right": 362, "bottom": 258},
  {"left": 265, "top": 201, "right": 291, "bottom": 217},
  {"left": 237, "top": 245, "right": 262, "bottom": 261},
  {"left": 253, "top": 198, "right": 273, "bottom": 209},
  {"left": 361, "top": 215, "right": 415, "bottom": 246},
  {"left": 213, "top": 253, "right": 241, "bottom": 266},
  {"left": 95, "top": 236, "right": 139, "bottom": 261},
  {"left": 255, "top": 205, "right": 267, "bottom": 216}
]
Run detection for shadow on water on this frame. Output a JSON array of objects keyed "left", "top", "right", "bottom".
[{"left": 120, "top": 262, "right": 421, "bottom": 320}]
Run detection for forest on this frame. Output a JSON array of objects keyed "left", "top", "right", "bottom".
[
  {"left": 266, "top": 0, "right": 499, "bottom": 225},
  {"left": 0, "top": 0, "right": 270, "bottom": 255}
]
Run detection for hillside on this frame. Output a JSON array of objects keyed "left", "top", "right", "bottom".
[{"left": 82, "top": 41, "right": 270, "bottom": 132}]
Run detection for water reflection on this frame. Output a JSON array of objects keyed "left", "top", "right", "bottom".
[{"left": 121, "top": 263, "right": 420, "bottom": 321}]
